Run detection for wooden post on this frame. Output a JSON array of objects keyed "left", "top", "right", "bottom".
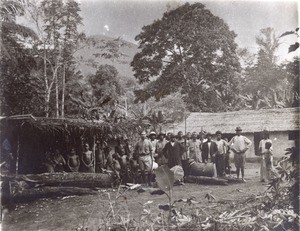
[
  {"left": 16, "top": 134, "right": 20, "bottom": 175},
  {"left": 184, "top": 108, "right": 187, "bottom": 136},
  {"left": 125, "top": 98, "right": 128, "bottom": 116},
  {"left": 93, "top": 135, "right": 96, "bottom": 173}
]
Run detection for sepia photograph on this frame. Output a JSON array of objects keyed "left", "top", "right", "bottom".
[{"left": 0, "top": 0, "right": 299, "bottom": 230}]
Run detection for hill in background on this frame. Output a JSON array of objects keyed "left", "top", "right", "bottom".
[{"left": 74, "top": 34, "right": 139, "bottom": 89}]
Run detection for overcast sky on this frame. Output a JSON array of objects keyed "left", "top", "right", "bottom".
[{"left": 79, "top": 0, "right": 298, "bottom": 62}]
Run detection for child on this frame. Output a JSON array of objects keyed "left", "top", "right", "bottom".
[
  {"left": 264, "top": 142, "right": 273, "bottom": 181},
  {"left": 258, "top": 130, "right": 272, "bottom": 182}
]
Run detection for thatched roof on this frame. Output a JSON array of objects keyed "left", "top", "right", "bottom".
[
  {"left": 174, "top": 107, "right": 299, "bottom": 134},
  {"left": 1, "top": 115, "right": 127, "bottom": 139}
]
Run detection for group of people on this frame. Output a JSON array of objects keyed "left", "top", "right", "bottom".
[
  {"left": 133, "top": 126, "right": 275, "bottom": 183},
  {"left": 42, "top": 142, "right": 95, "bottom": 173},
  {"left": 1, "top": 126, "right": 276, "bottom": 185}
]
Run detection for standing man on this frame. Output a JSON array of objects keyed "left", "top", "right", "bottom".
[
  {"left": 166, "top": 132, "right": 172, "bottom": 142},
  {"left": 148, "top": 131, "right": 157, "bottom": 154},
  {"left": 258, "top": 130, "right": 272, "bottom": 182},
  {"left": 188, "top": 132, "right": 201, "bottom": 163},
  {"left": 228, "top": 127, "right": 252, "bottom": 182},
  {"left": 202, "top": 133, "right": 218, "bottom": 163},
  {"left": 155, "top": 133, "right": 167, "bottom": 166},
  {"left": 177, "top": 131, "right": 190, "bottom": 175},
  {"left": 81, "top": 143, "right": 94, "bottom": 172},
  {"left": 186, "top": 132, "right": 192, "bottom": 141},
  {"left": 163, "top": 133, "right": 184, "bottom": 168},
  {"left": 215, "top": 131, "right": 227, "bottom": 177},
  {"left": 134, "top": 131, "right": 154, "bottom": 185}
]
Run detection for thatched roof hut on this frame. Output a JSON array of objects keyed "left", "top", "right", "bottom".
[
  {"left": 173, "top": 108, "right": 299, "bottom": 158},
  {"left": 0, "top": 115, "right": 141, "bottom": 174}
]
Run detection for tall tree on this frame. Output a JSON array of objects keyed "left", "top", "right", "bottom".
[
  {"left": 41, "top": 0, "right": 64, "bottom": 117},
  {"left": 242, "top": 27, "right": 293, "bottom": 109},
  {"left": 285, "top": 57, "right": 299, "bottom": 107},
  {"left": 131, "top": 3, "right": 240, "bottom": 112},
  {"left": 25, "top": 0, "right": 85, "bottom": 117},
  {"left": 60, "top": 0, "right": 85, "bottom": 118},
  {"left": 0, "top": 0, "right": 44, "bottom": 115}
]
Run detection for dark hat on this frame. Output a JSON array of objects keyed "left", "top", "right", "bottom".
[
  {"left": 158, "top": 132, "right": 166, "bottom": 137},
  {"left": 169, "top": 133, "right": 175, "bottom": 138},
  {"left": 216, "top": 131, "right": 222, "bottom": 135},
  {"left": 262, "top": 129, "right": 269, "bottom": 134},
  {"left": 206, "top": 132, "right": 212, "bottom": 137},
  {"left": 235, "top": 127, "right": 242, "bottom": 131}
]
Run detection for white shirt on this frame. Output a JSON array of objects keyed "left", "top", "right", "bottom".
[
  {"left": 207, "top": 142, "right": 211, "bottom": 154},
  {"left": 229, "top": 135, "right": 252, "bottom": 153},
  {"left": 215, "top": 139, "right": 227, "bottom": 154}
]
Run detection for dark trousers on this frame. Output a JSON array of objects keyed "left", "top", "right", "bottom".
[
  {"left": 215, "top": 154, "right": 225, "bottom": 177},
  {"left": 202, "top": 153, "right": 208, "bottom": 163},
  {"left": 181, "top": 159, "right": 190, "bottom": 176},
  {"left": 225, "top": 152, "right": 231, "bottom": 173}
]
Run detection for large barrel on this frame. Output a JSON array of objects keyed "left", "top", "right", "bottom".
[{"left": 189, "top": 160, "right": 214, "bottom": 177}]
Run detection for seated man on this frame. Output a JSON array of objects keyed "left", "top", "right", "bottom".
[
  {"left": 42, "top": 149, "right": 66, "bottom": 173},
  {"left": 52, "top": 148, "right": 66, "bottom": 172}
]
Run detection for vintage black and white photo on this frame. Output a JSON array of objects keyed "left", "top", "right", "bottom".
[{"left": 1, "top": 0, "right": 299, "bottom": 230}]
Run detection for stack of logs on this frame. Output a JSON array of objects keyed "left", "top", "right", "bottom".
[{"left": 2, "top": 162, "right": 242, "bottom": 202}]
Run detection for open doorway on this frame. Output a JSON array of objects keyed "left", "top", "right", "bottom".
[{"left": 254, "top": 132, "right": 262, "bottom": 156}]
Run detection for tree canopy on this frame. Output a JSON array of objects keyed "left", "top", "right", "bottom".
[
  {"left": 131, "top": 3, "right": 240, "bottom": 112},
  {"left": 240, "top": 28, "right": 295, "bottom": 109},
  {"left": 67, "top": 64, "right": 123, "bottom": 119}
]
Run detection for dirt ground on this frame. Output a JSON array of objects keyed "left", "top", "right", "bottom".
[{"left": 2, "top": 163, "right": 269, "bottom": 231}]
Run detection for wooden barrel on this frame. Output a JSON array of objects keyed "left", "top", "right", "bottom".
[{"left": 189, "top": 160, "right": 214, "bottom": 177}]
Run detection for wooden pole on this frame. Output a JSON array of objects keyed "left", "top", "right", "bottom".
[
  {"left": 184, "top": 108, "right": 187, "bottom": 136},
  {"left": 93, "top": 135, "right": 96, "bottom": 173},
  {"left": 16, "top": 134, "right": 20, "bottom": 175},
  {"left": 125, "top": 98, "right": 128, "bottom": 116}
]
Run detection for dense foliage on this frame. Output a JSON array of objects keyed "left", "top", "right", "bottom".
[
  {"left": 239, "top": 28, "right": 297, "bottom": 109},
  {"left": 131, "top": 3, "right": 241, "bottom": 112},
  {"left": 67, "top": 64, "right": 123, "bottom": 119},
  {"left": 1, "top": 1, "right": 298, "bottom": 120}
]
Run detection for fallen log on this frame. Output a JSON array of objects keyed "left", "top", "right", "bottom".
[
  {"left": 3, "top": 172, "right": 116, "bottom": 188},
  {"left": 184, "top": 175, "right": 228, "bottom": 185},
  {"left": 223, "top": 177, "right": 245, "bottom": 184},
  {"left": 12, "top": 186, "right": 98, "bottom": 202}
]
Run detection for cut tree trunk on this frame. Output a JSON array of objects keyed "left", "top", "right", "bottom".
[
  {"left": 223, "top": 177, "right": 245, "bottom": 184},
  {"left": 55, "top": 71, "right": 59, "bottom": 118},
  {"left": 184, "top": 175, "right": 228, "bottom": 185},
  {"left": 189, "top": 162, "right": 215, "bottom": 177},
  {"left": 4, "top": 172, "right": 116, "bottom": 188},
  {"left": 12, "top": 186, "right": 98, "bottom": 202},
  {"left": 61, "top": 64, "right": 66, "bottom": 118}
]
